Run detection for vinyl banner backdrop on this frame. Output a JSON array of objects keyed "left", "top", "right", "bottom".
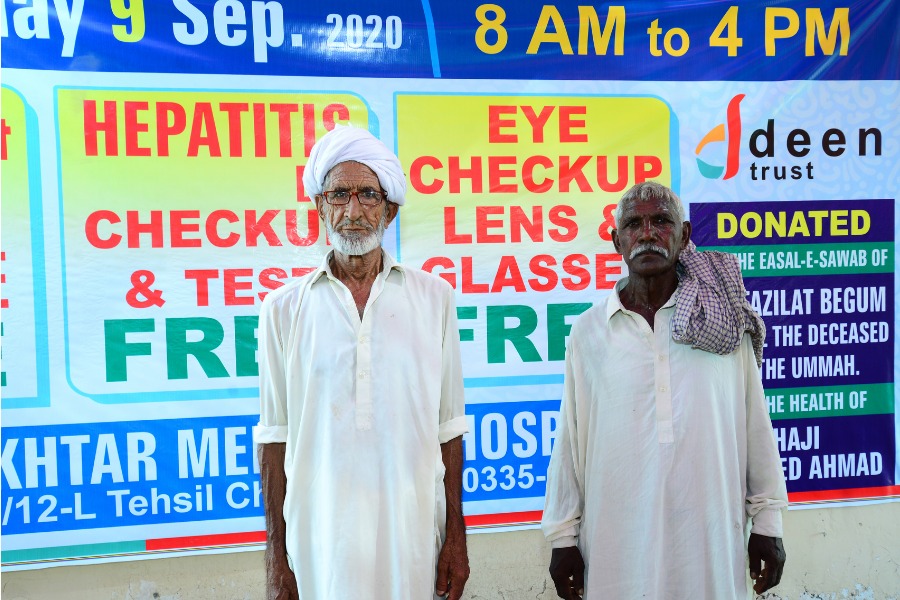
[{"left": 1, "top": 0, "right": 898, "bottom": 569}]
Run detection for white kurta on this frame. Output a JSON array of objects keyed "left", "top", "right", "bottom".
[
  {"left": 255, "top": 251, "right": 468, "bottom": 600},
  {"left": 542, "top": 278, "right": 788, "bottom": 600}
]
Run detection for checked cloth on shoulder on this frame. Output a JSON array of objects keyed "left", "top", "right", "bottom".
[{"left": 673, "top": 241, "right": 766, "bottom": 367}]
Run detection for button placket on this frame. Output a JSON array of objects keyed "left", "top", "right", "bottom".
[
  {"left": 654, "top": 310, "right": 675, "bottom": 444},
  {"left": 327, "top": 274, "right": 362, "bottom": 331},
  {"left": 353, "top": 269, "right": 388, "bottom": 431},
  {"left": 355, "top": 319, "right": 374, "bottom": 430}
]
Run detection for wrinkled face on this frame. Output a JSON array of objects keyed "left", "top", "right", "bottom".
[
  {"left": 316, "top": 161, "right": 398, "bottom": 256},
  {"left": 612, "top": 196, "right": 690, "bottom": 278}
]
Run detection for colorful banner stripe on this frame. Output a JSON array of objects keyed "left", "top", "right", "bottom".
[
  {"left": 145, "top": 530, "right": 267, "bottom": 551},
  {"left": 788, "top": 485, "right": 900, "bottom": 504},
  {"left": 6, "top": 486, "right": 899, "bottom": 567}
]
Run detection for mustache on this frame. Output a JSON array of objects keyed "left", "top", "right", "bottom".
[
  {"left": 335, "top": 217, "right": 376, "bottom": 233},
  {"left": 629, "top": 243, "right": 670, "bottom": 260}
]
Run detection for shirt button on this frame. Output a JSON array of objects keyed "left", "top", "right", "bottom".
[
  {"left": 360, "top": 336, "right": 370, "bottom": 343},
  {"left": 359, "top": 371, "right": 368, "bottom": 379},
  {"left": 659, "top": 386, "right": 667, "bottom": 392},
  {"left": 658, "top": 354, "right": 665, "bottom": 361}
]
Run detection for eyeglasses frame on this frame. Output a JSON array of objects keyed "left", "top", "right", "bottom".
[{"left": 320, "top": 189, "right": 388, "bottom": 207}]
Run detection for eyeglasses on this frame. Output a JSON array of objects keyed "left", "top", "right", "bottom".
[{"left": 322, "top": 189, "right": 387, "bottom": 206}]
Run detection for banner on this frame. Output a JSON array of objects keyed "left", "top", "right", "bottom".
[
  {"left": 694, "top": 198, "right": 895, "bottom": 500},
  {"left": 2, "top": 0, "right": 898, "bottom": 568}
]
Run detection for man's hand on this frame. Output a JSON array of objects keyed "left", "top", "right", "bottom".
[
  {"left": 549, "top": 546, "right": 585, "bottom": 600},
  {"left": 265, "top": 554, "right": 299, "bottom": 600},
  {"left": 434, "top": 436, "right": 469, "bottom": 600},
  {"left": 259, "top": 443, "right": 298, "bottom": 600},
  {"left": 437, "top": 436, "right": 469, "bottom": 599},
  {"left": 435, "top": 529, "right": 470, "bottom": 599},
  {"left": 748, "top": 533, "right": 786, "bottom": 594}
]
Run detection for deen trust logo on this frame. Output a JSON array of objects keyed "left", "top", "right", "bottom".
[
  {"left": 695, "top": 94, "right": 883, "bottom": 181},
  {"left": 695, "top": 94, "right": 744, "bottom": 180}
]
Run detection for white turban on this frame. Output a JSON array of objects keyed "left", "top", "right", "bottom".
[{"left": 303, "top": 125, "right": 407, "bottom": 206}]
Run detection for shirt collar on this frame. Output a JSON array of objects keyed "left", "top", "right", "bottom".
[
  {"left": 605, "top": 277, "right": 629, "bottom": 323},
  {"left": 605, "top": 276, "right": 679, "bottom": 323},
  {"left": 309, "top": 249, "right": 405, "bottom": 284}
]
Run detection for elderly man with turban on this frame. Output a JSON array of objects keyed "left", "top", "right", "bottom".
[{"left": 255, "top": 125, "right": 469, "bottom": 600}]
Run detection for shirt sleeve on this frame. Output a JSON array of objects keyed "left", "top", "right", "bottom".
[
  {"left": 541, "top": 339, "right": 584, "bottom": 547},
  {"left": 438, "top": 283, "right": 468, "bottom": 443},
  {"left": 253, "top": 290, "right": 290, "bottom": 445},
  {"left": 743, "top": 335, "right": 789, "bottom": 536}
]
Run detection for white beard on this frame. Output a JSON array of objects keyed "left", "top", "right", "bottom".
[{"left": 326, "top": 214, "right": 387, "bottom": 256}]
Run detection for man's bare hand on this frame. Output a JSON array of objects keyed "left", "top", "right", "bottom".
[
  {"left": 435, "top": 530, "right": 470, "bottom": 600},
  {"left": 265, "top": 554, "right": 298, "bottom": 600},
  {"left": 748, "top": 533, "right": 786, "bottom": 594},
  {"left": 437, "top": 436, "right": 469, "bottom": 599},
  {"left": 549, "top": 546, "right": 584, "bottom": 600},
  {"left": 260, "top": 443, "right": 297, "bottom": 600}
]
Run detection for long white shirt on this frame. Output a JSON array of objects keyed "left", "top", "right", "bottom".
[
  {"left": 255, "top": 251, "right": 468, "bottom": 600},
  {"left": 542, "top": 278, "right": 788, "bottom": 600}
]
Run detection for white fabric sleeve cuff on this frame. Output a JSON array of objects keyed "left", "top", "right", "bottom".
[
  {"left": 438, "top": 416, "right": 468, "bottom": 444},
  {"left": 545, "top": 523, "right": 579, "bottom": 544},
  {"left": 254, "top": 424, "right": 288, "bottom": 444},
  {"left": 749, "top": 507, "right": 784, "bottom": 537},
  {"left": 550, "top": 535, "right": 578, "bottom": 549}
]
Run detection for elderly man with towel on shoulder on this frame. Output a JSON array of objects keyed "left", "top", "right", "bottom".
[
  {"left": 255, "top": 125, "right": 470, "bottom": 600},
  {"left": 542, "top": 182, "right": 788, "bottom": 600}
]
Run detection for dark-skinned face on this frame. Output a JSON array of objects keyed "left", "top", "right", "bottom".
[{"left": 612, "top": 196, "right": 691, "bottom": 279}]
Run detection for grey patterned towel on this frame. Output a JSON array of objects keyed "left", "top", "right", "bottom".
[{"left": 673, "top": 241, "right": 766, "bottom": 366}]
